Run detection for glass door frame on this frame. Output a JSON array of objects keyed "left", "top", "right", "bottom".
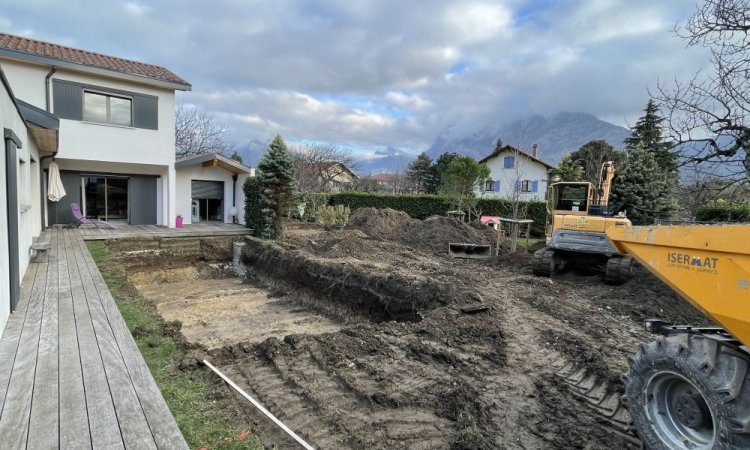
[{"left": 81, "top": 175, "right": 130, "bottom": 222}]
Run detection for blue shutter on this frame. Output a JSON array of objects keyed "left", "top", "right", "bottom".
[
  {"left": 515, "top": 180, "right": 521, "bottom": 191},
  {"left": 532, "top": 180, "right": 539, "bottom": 192},
  {"left": 504, "top": 156, "right": 515, "bottom": 168},
  {"left": 494, "top": 180, "right": 500, "bottom": 192}
]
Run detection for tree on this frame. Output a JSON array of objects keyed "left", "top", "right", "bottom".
[
  {"left": 611, "top": 143, "right": 678, "bottom": 225},
  {"left": 569, "top": 140, "right": 627, "bottom": 185},
  {"left": 175, "top": 104, "right": 235, "bottom": 158},
  {"left": 625, "top": 100, "right": 677, "bottom": 173},
  {"left": 257, "top": 135, "right": 297, "bottom": 238},
  {"left": 553, "top": 155, "right": 584, "bottom": 182},
  {"left": 427, "top": 152, "right": 460, "bottom": 194},
  {"left": 406, "top": 152, "right": 434, "bottom": 194},
  {"left": 654, "top": 0, "right": 750, "bottom": 182},
  {"left": 290, "top": 143, "right": 357, "bottom": 193},
  {"left": 229, "top": 150, "right": 244, "bottom": 163},
  {"left": 439, "top": 156, "right": 490, "bottom": 215}
]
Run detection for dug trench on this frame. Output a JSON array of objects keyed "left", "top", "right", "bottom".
[{"left": 105, "top": 212, "right": 708, "bottom": 449}]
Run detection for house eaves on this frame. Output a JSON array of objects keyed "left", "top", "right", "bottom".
[
  {"left": 17, "top": 99, "right": 59, "bottom": 154},
  {"left": 478, "top": 145, "right": 557, "bottom": 169},
  {"left": 176, "top": 153, "right": 254, "bottom": 175}
]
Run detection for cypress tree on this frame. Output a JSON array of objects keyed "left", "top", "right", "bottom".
[{"left": 257, "top": 135, "right": 297, "bottom": 238}]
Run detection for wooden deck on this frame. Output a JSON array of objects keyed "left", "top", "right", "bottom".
[
  {"left": 78, "top": 222, "right": 252, "bottom": 240},
  {"left": 0, "top": 228, "right": 188, "bottom": 449}
]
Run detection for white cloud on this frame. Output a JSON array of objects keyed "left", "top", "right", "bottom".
[{"left": 0, "top": 0, "right": 711, "bottom": 151}]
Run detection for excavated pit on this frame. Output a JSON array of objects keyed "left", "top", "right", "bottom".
[{"left": 98, "top": 211, "right": 711, "bottom": 449}]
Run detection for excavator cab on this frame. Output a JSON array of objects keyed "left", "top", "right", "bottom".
[{"left": 534, "top": 161, "right": 633, "bottom": 284}]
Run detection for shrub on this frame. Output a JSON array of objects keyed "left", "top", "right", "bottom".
[
  {"left": 695, "top": 200, "right": 750, "bottom": 223},
  {"left": 317, "top": 204, "right": 351, "bottom": 229},
  {"left": 243, "top": 176, "right": 269, "bottom": 237}
]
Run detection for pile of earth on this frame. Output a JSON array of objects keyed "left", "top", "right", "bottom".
[{"left": 347, "top": 208, "right": 501, "bottom": 255}]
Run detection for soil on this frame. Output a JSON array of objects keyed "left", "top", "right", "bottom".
[{"left": 110, "top": 209, "right": 710, "bottom": 449}]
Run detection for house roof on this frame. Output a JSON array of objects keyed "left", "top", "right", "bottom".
[
  {"left": 0, "top": 32, "right": 191, "bottom": 91},
  {"left": 478, "top": 145, "right": 557, "bottom": 169},
  {"left": 301, "top": 161, "right": 358, "bottom": 179},
  {"left": 175, "top": 153, "right": 254, "bottom": 175},
  {"left": 17, "top": 99, "right": 59, "bottom": 153},
  {"left": 370, "top": 173, "right": 398, "bottom": 182}
]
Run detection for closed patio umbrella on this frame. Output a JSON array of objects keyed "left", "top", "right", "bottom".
[{"left": 48, "top": 161, "right": 66, "bottom": 202}]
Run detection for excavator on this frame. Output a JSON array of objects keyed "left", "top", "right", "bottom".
[
  {"left": 533, "top": 161, "right": 633, "bottom": 284},
  {"left": 606, "top": 224, "right": 750, "bottom": 449}
]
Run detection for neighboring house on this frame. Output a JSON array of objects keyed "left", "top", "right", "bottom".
[
  {"left": 0, "top": 65, "right": 58, "bottom": 333},
  {"left": 0, "top": 32, "right": 190, "bottom": 228},
  {"left": 297, "top": 161, "right": 357, "bottom": 192},
  {"left": 478, "top": 144, "right": 557, "bottom": 202},
  {"left": 175, "top": 153, "right": 254, "bottom": 225},
  {"left": 363, "top": 172, "right": 408, "bottom": 194}
]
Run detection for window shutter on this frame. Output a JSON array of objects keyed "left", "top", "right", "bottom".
[
  {"left": 532, "top": 180, "right": 539, "bottom": 192},
  {"left": 494, "top": 180, "right": 500, "bottom": 192},
  {"left": 133, "top": 94, "right": 159, "bottom": 130},
  {"left": 52, "top": 80, "right": 83, "bottom": 120},
  {"left": 515, "top": 180, "right": 521, "bottom": 191}
]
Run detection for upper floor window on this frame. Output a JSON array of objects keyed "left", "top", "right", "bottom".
[
  {"left": 503, "top": 156, "right": 515, "bottom": 168},
  {"left": 83, "top": 91, "right": 132, "bottom": 127}
]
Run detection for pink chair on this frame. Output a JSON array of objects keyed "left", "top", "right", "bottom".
[{"left": 70, "top": 203, "right": 117, "bottom": 229}]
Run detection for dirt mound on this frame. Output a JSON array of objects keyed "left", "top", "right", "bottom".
[
  {"left": 347, "top": 208, "right": 417, "bottom": 240},
  {"left": 401, "top": 215, "right": 495, "bottom": 254}
]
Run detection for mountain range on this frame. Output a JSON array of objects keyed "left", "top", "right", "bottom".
[
  {"left": 237, "top": 112, "right": 632, "bottom": 174},
  {"left": 426, "top": 112, "right": 631, "bottom": 167}
]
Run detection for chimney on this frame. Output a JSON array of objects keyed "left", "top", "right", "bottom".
[{"left": 532, "top": 144, "right": 538, "bottom": 158}]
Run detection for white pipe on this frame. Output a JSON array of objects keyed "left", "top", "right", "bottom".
[{"left": 202, "top": 359, "right": 316, "bottom": 450}]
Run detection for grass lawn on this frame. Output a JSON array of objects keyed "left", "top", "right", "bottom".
[{"left": 87, "top": 241, "right": 264, "bottom": 450}]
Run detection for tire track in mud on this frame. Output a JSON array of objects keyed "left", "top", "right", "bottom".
[
  {"left": 219, "top": 345, "right": 453, "bottom": 450},
  {"left": 478, "top": 273, "right": 640, "bottom": 449}
]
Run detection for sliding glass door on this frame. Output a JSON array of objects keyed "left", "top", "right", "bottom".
[{"left": 82, "top": 176, "right": 129, "bottom": 221}]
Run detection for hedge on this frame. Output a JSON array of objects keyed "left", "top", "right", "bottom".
[
  {"left": 695, "top": 202, "right": 750, "bottom": 223},
  {"left": 243, "top": 176, "right": 268, "bottom": 236},
  {"left": 328, "top": 192, "right": 548, "bottom": 237}
]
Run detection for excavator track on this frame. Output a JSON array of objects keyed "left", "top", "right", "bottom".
[
  {"left": 550, "top": 355, "right": 640, "bottom": 445},
  {"left": 532, "top": 248, "right": 557, "bottom": 277}
]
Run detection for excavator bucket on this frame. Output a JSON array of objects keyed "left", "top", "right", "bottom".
[{"left": 448, "top": 243, "right": 492, "bottom": 259}]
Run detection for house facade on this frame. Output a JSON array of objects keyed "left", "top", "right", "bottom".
[
  {"left": 0, "top": 32, "right": 191, "bottom": 229},
  {"left": 478, "top": 144, "right": 556, "bottom": 202}
]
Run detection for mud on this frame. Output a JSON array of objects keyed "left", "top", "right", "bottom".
[{"left": 103, "top": 209, "right": 711, "bottom": 449}]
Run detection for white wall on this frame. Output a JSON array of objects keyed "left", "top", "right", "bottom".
[
  {"left": 2, "top": 60, "right": 179, "bottom": 226},
  {"left": 175, "top": 165, "right": 249, "bottom": 225},
  {"left": 0, "top": 73, "right": 42, "bottom": 335},
  {"left": 479, "top": 149, "right": 552, "bottom": 202}
]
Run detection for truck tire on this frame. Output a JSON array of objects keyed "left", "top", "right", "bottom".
[
  {"left": 623, "top": 334, "right": 750, "bottom": 450},
  {"left": 604, "top": 255, "right": 633, "bottom": 285}
]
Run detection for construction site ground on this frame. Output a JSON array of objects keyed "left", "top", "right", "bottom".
[{"left": 110, "top": 209, "right": 708, "bottom": 449}]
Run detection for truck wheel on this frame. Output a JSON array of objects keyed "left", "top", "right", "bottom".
[
  {"left": 623, "top": 335, "right": 750, "bottom": 450},
  {"left": 532, "top": 248, "right": 560, "bottom": 277},
  {"left": 604, "top": 256, "right": 633, "bottom": 285}
]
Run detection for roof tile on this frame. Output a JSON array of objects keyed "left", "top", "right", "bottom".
[{"left": 0, "top": 32, "right": 190, "bottom": 88}]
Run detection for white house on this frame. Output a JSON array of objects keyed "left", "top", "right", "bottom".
[
  {"left": 0, "top": 32, "right": 192, "bottom": 229},
  {"left": 478, "top": 144, "right": 557, "bottom": 202}
]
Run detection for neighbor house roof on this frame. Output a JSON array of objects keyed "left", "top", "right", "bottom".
[
  {"left": 301, "top": 161, "right": 359, "bottom": 180},
  {"left": 0, "top": 32, "right": 191, "bottom": 91},
  {"left": 478, "top": 145, "right": 557, "bottom": 169},
  {"left": 175, "top": 153, "right": 254, "bottom": 175}
]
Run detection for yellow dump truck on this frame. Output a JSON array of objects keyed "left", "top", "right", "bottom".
[{"left": 606, "top": 224, "right": 750, "bottom": 449}]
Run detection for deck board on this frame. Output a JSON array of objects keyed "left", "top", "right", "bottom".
[
  {"left": 0, "top": 228, "right": 188, "bottom": 449},
  {"left": 78, "top": 222, "right": 251, "bottom": 240}
]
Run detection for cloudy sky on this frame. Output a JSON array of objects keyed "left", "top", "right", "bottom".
[{"left": 1, "top": 0, "right": 709, "bottom": 154}]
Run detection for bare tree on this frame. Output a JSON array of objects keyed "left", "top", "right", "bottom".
[
  {"left": 655, "top": 0, "right": 750, "bottom": 182},
  {"left": 175, "top": 103, "right": 235, "bottom": 158},
  {"left": 289, "top": 143, "right": 359, "bottom": 193}
]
